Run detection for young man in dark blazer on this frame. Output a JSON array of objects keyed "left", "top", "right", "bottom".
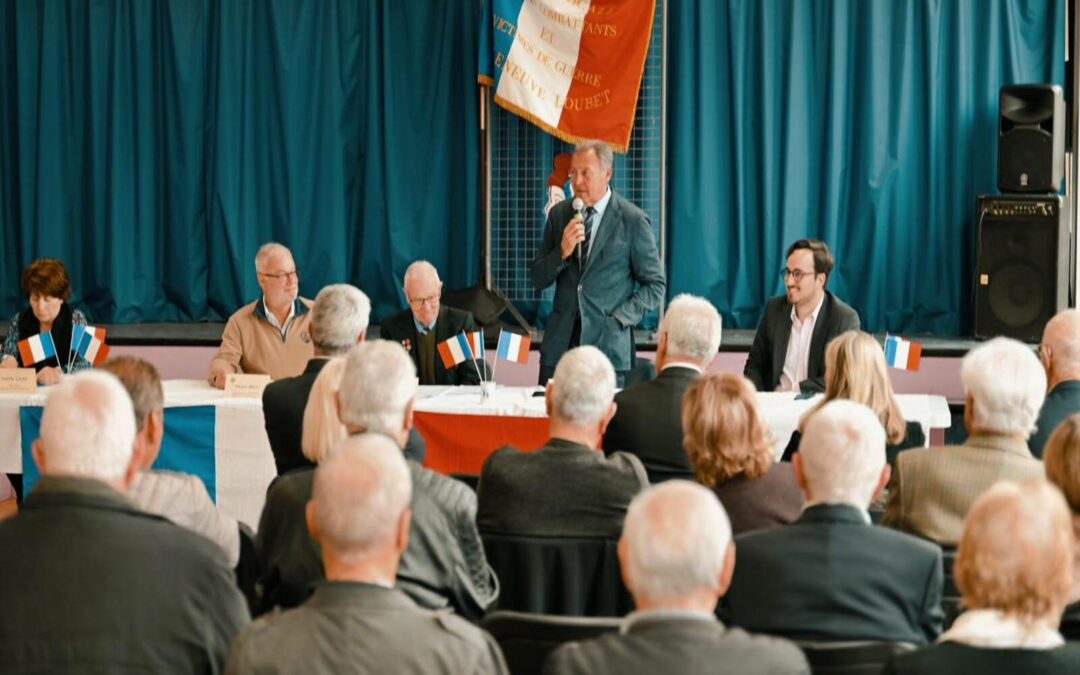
[
  {"left": 743, "top": 239, "right": 859, "bottom": 393},
  {"left": 530, "top": 140, "right": 665, "bottom": 386},
  {"left": 379, "top": 260, "right": 489, "bottom": 386},
  {"left": 724, "top": 400, "right": 944, "bottom": 644},
  {"left": 603, "top": 294, "right": 723, "bottom": 483},
  {"left": 545, "top": 481, "right": 808, "bottom": 675}
]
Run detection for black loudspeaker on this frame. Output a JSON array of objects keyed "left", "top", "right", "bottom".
[
  {"left": 998, "top": 84, "right": 1065, "bottom": 193},
  {"left": 974, "top": 195, "right": 1068, "bottom": 342}
]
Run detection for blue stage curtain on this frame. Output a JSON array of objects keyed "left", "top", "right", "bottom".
[
  {"left": 0, "top": 0, "right": 480, "bottom": 323},
  {"left": 667, "top": 0, "right": 1065, "bottom": 335}
]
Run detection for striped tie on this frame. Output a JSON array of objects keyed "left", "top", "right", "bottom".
[{"left": 581, "top": 207, "right": 596, "bottom": 266}]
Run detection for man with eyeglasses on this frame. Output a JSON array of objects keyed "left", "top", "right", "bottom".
[
  {"left": 1028, "top": 309, "right": 1080, "bottom": 458},
  {"left": 379, "top": 260, "right": 489, "bottom": 385},
  {"left": 743, "top": 239, "right": 859, "bottom": 393},
  {"left": 208, "top": 242, "right": 314, "bottom": 388}
]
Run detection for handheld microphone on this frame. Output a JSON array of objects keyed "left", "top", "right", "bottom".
[{"left": 572, "top": 197, "right": 584, "bottom": 260}]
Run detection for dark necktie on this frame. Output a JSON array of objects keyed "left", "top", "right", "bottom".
[{"left": 581, "top": 206, "right": 596, "bottom": 266}]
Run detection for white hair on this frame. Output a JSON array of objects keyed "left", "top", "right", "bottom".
[
  {"left": 38, "top": 371, "right": 137, "bottom": 481},
  {"left": 339, "top": 341, "right": 417, "bottom": 435},
  {"left": 659, "top": 294, "right": 722, "bottom": 366},
  {"left": 312, "top": 433, "right": 412, "bottom": 564},
  {"left": 622, "top": 480, "right": 731, "bottom": 602},
  {"left": 574, "top": 139, "right": 614, "bottom": 172},
  {"left": 799, "top": 400, "right": 886, "bottom": 507},
  {"left": 253, "top": 242, "right": 293, "bottom": 272},
  {"left": 550, "top": 346, "right": 616, "bottom": 427},
  {"left": 962, "top": 337, "right": 1046, "bottom": 438},
  {"left": 310, "top": 284, "right": 370, "bottom": 355},
  {"left": 302, "top": 358, "right": 348, "bottom": 464},
  {"left": 402, "top": 260, "right": 440, "bottom": 291}
]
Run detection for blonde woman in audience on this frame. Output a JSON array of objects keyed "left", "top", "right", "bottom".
[
  {"left": 886, "top": 479, "right": 1080, "bottom": 674},
  {"left": 781, "top": 330, "right": 923, "bottom": 466},
  {"left": 1042, "top": 414, "right": 1080, "bottom": 637},
  {"left": 299, "top": 357, "right": 348, "bottom": 464},
  {"left": 683, "top": 372, "right": 802, "bottom": 534}
]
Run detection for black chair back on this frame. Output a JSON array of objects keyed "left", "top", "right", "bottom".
[
  {"left": 940, "top": 546, "right": 962, "bottom": 629},
  {"left": 482, "top": 610, "right": 620, "bottom": 675},
  {"left": 795, "top": 640, "right": 917, "bottom": 675},
  {"left": 482, "top": 533, "right": 634, "bottom": 617},
  {"left": 235, "top": 522, "right": 261, "bottom": 616}
]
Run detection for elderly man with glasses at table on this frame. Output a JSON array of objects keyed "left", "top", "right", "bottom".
[
  {"left": 209, "top": 242, "right": 315, "bottom": 388},
  {"left": 379, "top": 260, "right": 490, "bottom": 386},
  {"left": 743, "top": 239, "right": 860, "bottom": 394}
]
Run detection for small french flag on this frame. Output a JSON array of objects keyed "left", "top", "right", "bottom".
[
  {"left": 496, "top": 330, "right": 531, "bottom": 364},
  {"left": 70, "top": 325, "right": 106, "bottom": 358},
  {"left": 437, "top": 333, "right": 475, "bottom": 369},
  {"left": 884, "top": 335, "right": 922, "bottom": 371},
  {"left": 80, "top": 334, "right": 111, "bottom": 367},
  {"left": 18, "top": 332, "right": 57, "bottom": 366},
  {"left": 465, "top": 331, "right": 485, "bottom": 360}
]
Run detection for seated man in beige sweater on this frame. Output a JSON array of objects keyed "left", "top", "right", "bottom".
[{"left": 209, "top": 242, "right": 314, "bottom": 387}]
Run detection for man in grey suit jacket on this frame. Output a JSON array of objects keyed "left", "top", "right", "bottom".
[
  {"left": 477, "top": 346, "right": 649, "bottom": 539},
  {"left": 603, "top": 294, "right": 723, "bottom": 483},
  {"left": 725, "top": 400, "right": 944, "bottom": 644},
  {"left": 229, "top": 434, "right": 508, "bottom": 674},
  {"left": 544, "top": 481, "right": 808, "bottom": 675},
  {"left": 883, "top": 337, "right": 1046, "bottom": 545},
  {"left": 743, "top": 239, "right": 859, "bottom": 393},
  {"left": 531, "top": 140, "right": 665, "bottom": 386}
]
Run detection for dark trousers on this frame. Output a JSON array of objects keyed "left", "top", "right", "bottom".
[{"left": 538, "top": 313, "right": 628, "bottom": 387}]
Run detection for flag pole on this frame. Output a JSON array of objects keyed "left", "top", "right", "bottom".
[{"left": 490, "top": 330, "right": 502, "bottom": 384}]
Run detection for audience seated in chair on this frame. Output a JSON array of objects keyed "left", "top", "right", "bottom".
[
  {"left": 683, "top": 372, "right": 802, "bottom": 534},
  {"left": 1041, "top": 414, "right": 1080, "bottom": 638},
  {"left": 257, "top": 341, "right": 497, "bottom": 620},
  {"left": 882, "top": 337, "right": 1046, "bottom": 545},
  {"left": 544, "top": 481, "right": 809, "bottom": 675},
  {"left": 103, "top": 356, "right": 241, "bottom": 567},
  {"left": 725, "top": 400, "right": 944, "bottom": 644},
  {"left": 228, "top": 434, "right": 508, "bottom": 674},
  {"left": 885, "top": 479, "right": 1080, "bottom": 674},
  {"left": 779, "top": 330, "right": 925, "bottom": 468},
  {"left": 0, "top": 372, "right": 249, "bottom": 671},
  {"left": 602, "top": 294, "right": 723, "bottom": 483},
  {"left": 1030, "top": 310, "right": 1080, "bottom": 458},
  {"left": 478, "top": 346, "right": 649, "bottom": 539}
]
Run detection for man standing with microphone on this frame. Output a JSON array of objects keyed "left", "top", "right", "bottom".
[{"left": 531, "top": 140, "right": 666, "bottom": 386}]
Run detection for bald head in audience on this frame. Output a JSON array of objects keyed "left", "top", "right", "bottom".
[
  {"left": 546, "top": 345, "right": 618, "bottom": 449},
  {"left": 306, "top": 434, "right": 413, "bottom": 583},
  {"left": 620, "top": 480, "right": 734, "bottom": 612},
  {"left": 1031, "top": 310, "right": 1080, "bottom": 458},
  {"left": 794, "top": 399, "right": 889, "bottom": 509},
  {"left": 957, "top": 479, "right": 1073, "bottom": 627},
  {"left": 33, "top": 370, "right": 139, "bottom": 489}
]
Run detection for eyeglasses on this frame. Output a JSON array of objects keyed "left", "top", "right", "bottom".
[
  {"left": 780, "top": 268, "right": 818, "bottom": 283},
  {"left": 408, "top": 294, "right": 440, "bottom": 309},
  {"left": 259, "top": 269, "right": 299, "bottom": 282}
]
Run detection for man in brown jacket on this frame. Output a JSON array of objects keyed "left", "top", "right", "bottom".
[{"left": 209, "top": 242, "right": 314, "bottom": 386}]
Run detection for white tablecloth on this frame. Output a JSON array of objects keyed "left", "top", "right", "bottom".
[
  {"left": 0, "top": 381, "right": 951, "bottom": 528},
  {"left": 416, "top": 385, "right": 952, "bottom": 459}
]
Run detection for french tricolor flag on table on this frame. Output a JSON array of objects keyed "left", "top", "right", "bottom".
[
  {"left": 437, "top": 333, "right": 476, "bottom": 369},
  {"left": 884, "top": 335, "right": 922, "bottom": 372},
  {"left": 496, "top": 330, "right": 531, "bottom": 364},
  {"left": 17, "top": 333, "right": 57, "bottom": 367}
]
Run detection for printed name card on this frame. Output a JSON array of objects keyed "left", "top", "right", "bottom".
[
  {"left": 224, "top": 374, "right": 271, "bottom": 399},
  {"left": 0, "top": 369, "right": 38, "bottom": 393}
]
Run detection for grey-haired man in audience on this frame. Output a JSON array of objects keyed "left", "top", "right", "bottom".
[
  {"left": 257, "top": 341, "right": 497, "bottom": 620},
  {"left": 103, "top": 355, "right": 241, "bottom": 566},
  {"left": 229, "top": 434, "right": 508, "bottom": 674},
  {"left": 0, "top": 371, "right": 248, "bottom": 671},
  {"left": 545, "top": 480, "right": 808, "bottom": 675}
]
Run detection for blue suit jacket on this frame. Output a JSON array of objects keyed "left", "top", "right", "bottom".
[{"left": 530, "top": 192, "right": 665, "bottom": 371}]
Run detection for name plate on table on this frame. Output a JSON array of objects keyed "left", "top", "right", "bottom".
[
  {"left": 224, "top": 374, "right": 271, "bottom": 399},
  {"left": 0, "top": 369, "right": 37, "bottom": 393}
]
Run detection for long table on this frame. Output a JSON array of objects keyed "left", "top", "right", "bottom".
[{"left": 1, "top": 381, "right": 952, "bottom": 530}]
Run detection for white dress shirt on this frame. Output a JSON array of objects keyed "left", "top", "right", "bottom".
[{"left": 779, "top": 293, "right": 825, "bottom": 392}]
